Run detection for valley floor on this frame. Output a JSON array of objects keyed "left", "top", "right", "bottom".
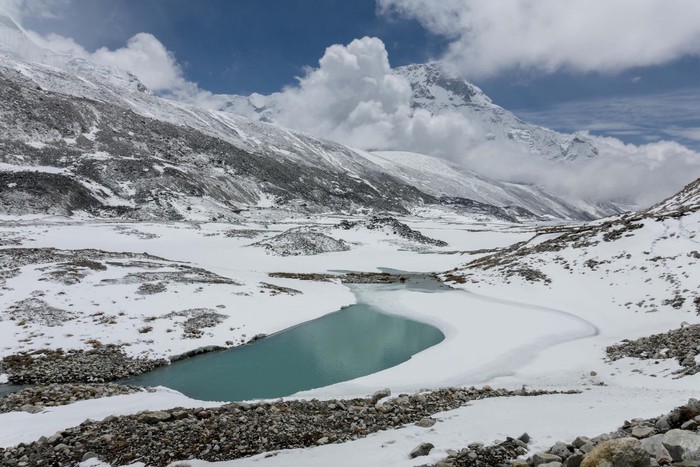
[{"left": 0, "top": 209, "right": 698, "bottom": 466}]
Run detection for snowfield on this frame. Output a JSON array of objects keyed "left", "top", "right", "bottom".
[{"left": 0, "top": 197, "right": 698, "bottom": 466}]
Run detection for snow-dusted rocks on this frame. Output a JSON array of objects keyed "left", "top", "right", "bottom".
[
  {"left": 1, "top": 346, "right": 167, "bottom": 384},
  {"left": 606, "top": 324, "right": 700, "bottom": 377},
  {"left": 338, "top": 216, "right": 448, "bottom": 247},
  {"left": 0, "top": 383, "right": 147, "bottom": 414},
  {"left": 252, "top": 229, "right": 351, "bottom": 256}
]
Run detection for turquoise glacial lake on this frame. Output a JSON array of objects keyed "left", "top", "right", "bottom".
[{"left": 124, "top": 302, "right": 444, "bottom": 401}]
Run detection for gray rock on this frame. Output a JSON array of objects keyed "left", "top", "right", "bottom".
[
  {"left": 682, "top": 420, "right": 699, "bottom": 431},
  {"left": 641, "top": 434, "right": 672, "bottom": 462},
  {"left": 540, "top": 463, "right": 563, "bottom": 467},
  {"left": 662, "top": 429, "right": 700, "bottom": 461},
  {"left": 565, "top": 453, "right": 585, "bottom": 467},
  {"left": 656, "top": 415, "right": 673, "bottom": 432},
  {"left": 415, "top": 418, "right": 436, "bottom": 428},
  {"left": 551, "top": 441, "right": 572, "bottom": 459},
  {"left": 533, "top": 452, "right": 563, "bottom": 466},
  {"left": 519, "top": 432, "right": 532, "bottom": 444},
  {"left": 580, "top": 437, "right": 650, "bottom": 467},
  {"left": 632, "top": 426, "right": 656, "bottom": 439},
  {"left": 580, "top": 442, "right": 595, "bottom": 454},
  {"left": 47, "top": 434, "right": 63, "bottom": 446},
  {"left": 687, "top": 399, "right": 700, "bottom": 414},
  {"left": 139, "top": 411, "right": 172, "bottom": 424},
  {"left": 81, "top": 452, "right": 99, "bottom": 462},
  {"left": 572, "top": 437, "right": 592, "bottom": 449},
  {"left": 409, "top": 442, "right": 435, "bottom": 458},
  {"left": 371, "top": 388, "right": 391, "bottom": 405}
]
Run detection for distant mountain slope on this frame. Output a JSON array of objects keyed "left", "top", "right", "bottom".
[
  {"left": 0, "top": 15, "right": 616, "bottom": 221},
  {"left": 361, "top": 151, "right": 616, "bottom": 220}
]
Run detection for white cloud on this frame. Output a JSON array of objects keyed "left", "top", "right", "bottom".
[
  {"left": 91, "top": 33, "right": 185, "bottom": 92},
  {"left": 26, "top": 28, "right": 215, "bottom": 103},
  {"left": 260, "top": 37, "right": 700, "bottom": 207},
  {"left": 459, "top": 136, "right": 700, "bottom": 207},
  {"left": 377, "top": 0, "right": 700, "bottom": 78},
  {"left": 268, "top": 37, "right": 481, "bottom": 154}
]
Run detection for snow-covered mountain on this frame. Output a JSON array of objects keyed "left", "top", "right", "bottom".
[
  {"left": 394, "top": 63, "right": 599, "bottom": 161},
  {"left": 218, "top": 62, "right": 599, "bottom": 162},
  {"left": 0, "top": 15, "right": 615, "bottom": 221}
]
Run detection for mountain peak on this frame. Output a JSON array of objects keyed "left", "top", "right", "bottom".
[{"left": 394, "top": 61, "right": 493, "bottom": 110}]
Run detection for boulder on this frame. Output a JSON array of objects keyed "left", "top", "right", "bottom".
[
  {"left": 641, "top": 434, "right": 672, "bottom": 462},
  {"left": 565, "top": 453, "right": 585, "bottom": 467},
  {"left": 415, "top": 418, "right": 437, "bottom": 428},
  {"left": 662, "top": 429, "right": 700, "bottom": 461},
  {"left": 409, "top": 442, "right": 435, "bottom": 458},
  {"left": 370, "top": 388, "right": 391, "bottom": 404},
  {"left": 533, "top": 452, "right": 563, "bottom": 465},
  {"left": 139, "top": 411, "right": 172, "bottom": 424},
  {"left": 551, "top": 441, "right": 572, "bottom": 459},
  {"left": 573, "top": 437, "right": 592, "bottom": 449},
  {"left": 632, "top": 426, "right": 656, "bottom": 439},
  {"left": 580, "top": 438, "right": 650, "bottom": 467}
]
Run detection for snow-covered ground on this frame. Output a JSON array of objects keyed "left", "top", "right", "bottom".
[{"left": 0, "top": 208, "right": 698, "bottom": 466}]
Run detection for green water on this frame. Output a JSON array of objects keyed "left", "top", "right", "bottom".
[{"left": 124, "top": 303, "right": 444, "bottom": 401}]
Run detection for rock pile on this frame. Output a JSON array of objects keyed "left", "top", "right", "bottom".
[
  {"left": 0, "top": 386, "right": 565, "bottom": 466},
  {"left": 0, "top": 383, "right": 149, "bottom": 414},
  {"left": 0, "top": 346, "right": 167, "bottom": 384},
  {"left": 338, "top": 217, "right": 448, "bottom": 247},
  {"left": 433, "top": 437, "right": 529, "bottom": 466},
  {"left": 253, "top": 229, "right": 351, "bottom": 256},
  {"left": 607, "top": 324, "right": 700, "bottom": 377},
  {"left": 504, "top": 398, "right": 700, "bottom": 467}
]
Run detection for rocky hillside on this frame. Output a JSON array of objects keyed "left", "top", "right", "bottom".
[{"left": 445, "top": 177, "right": 700, "bottom": 317}]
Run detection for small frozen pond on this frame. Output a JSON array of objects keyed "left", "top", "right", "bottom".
[{"left": 124, "top": 301, "right": 445, "bottom": 401}]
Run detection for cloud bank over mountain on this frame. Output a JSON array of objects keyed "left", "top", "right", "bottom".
[
  {"left": 4, "top": 3, "right": 700, "bottom": 208},
  {"left": 377, "top": 0, "right": 700, "bottom": 78}
]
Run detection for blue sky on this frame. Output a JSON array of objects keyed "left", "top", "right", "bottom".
[
  {"left": 14, "top": 0, "right": 700, "bottom": 150},
  {"left": 22, "top": 0, "right": 447, "bottom": 95}
]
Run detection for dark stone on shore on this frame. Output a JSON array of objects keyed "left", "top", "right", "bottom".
[{"left": 410, "top": 443, "right": 435, "bottom": 458}]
